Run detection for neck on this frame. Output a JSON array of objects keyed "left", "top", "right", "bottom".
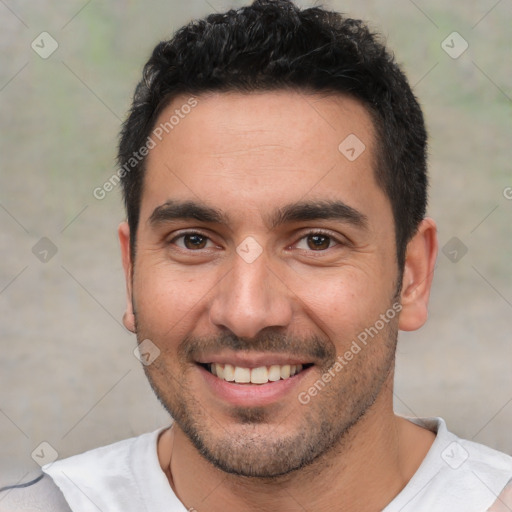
[{"left": 158, "top": 378, "right": 435, "bottom": 511}]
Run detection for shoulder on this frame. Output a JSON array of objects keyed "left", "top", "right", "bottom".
[
  {"left": 409, "top": 416, "right": 512, "bottom": 477},
  {"left": 0, "top": 429, "right": 165, "bottom": 512},
  {"left": 454, "top": 429, "right": 512, "bottom": 480},
  {"left": 391, "top": 417, "right": 512, "bottom": 511},
  {"left": 40, "top": 428, "right": 171, "bottom": 511},
  {"left": 0, "top": 472, "right": 71, "bottom": 512},
  {"left": 488, "top": 478, "right": 512, "bottom": 511}
]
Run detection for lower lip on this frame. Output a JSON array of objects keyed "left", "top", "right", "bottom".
[{"left": 197, "top": 364, "right": 313, "bottom": 407}]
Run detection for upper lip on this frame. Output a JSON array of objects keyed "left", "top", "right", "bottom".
[{"left": 195, "top": 352, "right": 313, "bottom": 369}]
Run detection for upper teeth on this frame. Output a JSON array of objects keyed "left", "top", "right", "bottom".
[{"left": 210, "top": 363, "right": 303, "bottom": 384}]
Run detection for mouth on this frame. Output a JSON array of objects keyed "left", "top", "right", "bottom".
[{"left": 199, "top": 362, "right": 314, "bottom": 385}]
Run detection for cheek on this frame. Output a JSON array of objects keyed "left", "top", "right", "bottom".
[
  {"left": 132, "top": 261, "right": 218, "bottom": 331},
  {"left": 290, "top": 265, "right": 391, "bottom": 343}
]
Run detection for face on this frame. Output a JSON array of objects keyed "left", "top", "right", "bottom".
[{"left": 122, "top": 91, "right": 403, "bottom": 478}]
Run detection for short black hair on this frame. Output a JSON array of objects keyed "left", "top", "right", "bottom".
[{"left": 118, "top": 0, "right": 428, "bottom": 275}]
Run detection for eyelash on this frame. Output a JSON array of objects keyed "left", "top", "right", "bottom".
[{"left": 168, "top": 229, "right": 345, "bottom": 252}]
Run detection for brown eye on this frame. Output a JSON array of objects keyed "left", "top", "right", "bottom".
[
  {"left": 294, "top": 231, "right": 340, "bottom": 252},
  {"left": 171, "top": 232, "right": 214, "bottom": 250},
  {"left": 183, "top": 234, "right": 208, "bottom": 249},
  {"left": 306, "top": 234, "right": 332, "bottom": 251}
]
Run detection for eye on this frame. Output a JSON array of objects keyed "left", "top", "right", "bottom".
[
  {"left": 170, "top": 232, "right": 216, "bottom": 250},
  {"left": 294, "top": 231, "right": 340, "bottom": 251}
]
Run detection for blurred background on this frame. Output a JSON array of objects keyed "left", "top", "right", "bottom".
[{"left": 1, "top": 0, "right": 511, "bottom": 481}]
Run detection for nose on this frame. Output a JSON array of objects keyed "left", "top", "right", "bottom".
[{"left": 208, "top": 248, "right": 294, "bottom": 339}]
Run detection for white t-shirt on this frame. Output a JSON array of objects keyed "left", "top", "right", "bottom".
[{"left": 40, "top": 417, "right": 512, "bottom": 512}]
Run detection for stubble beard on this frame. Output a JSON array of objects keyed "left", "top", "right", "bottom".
[{"left": 138, "top": 315, "right": 399, "bottom": 479}]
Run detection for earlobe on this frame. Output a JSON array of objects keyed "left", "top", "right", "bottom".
[
  {"left": 398, "top": 218, "right": 438, "bottom": 332},
  {"left": 118, "top": 221, "right": 136, "bottom": 333}
]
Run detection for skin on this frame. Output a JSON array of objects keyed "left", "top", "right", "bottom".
[{"left": 119, "top": 90, "right": 438, "bottom": 511}]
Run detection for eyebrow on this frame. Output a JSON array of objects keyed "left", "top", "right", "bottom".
[
  {"left": 148, "top": 199, "right": 368, "bottom": 231},
  {"left": 269, "top": 200, "right": 368, "bottom": 230},
  {"left": 149, "top": 200, "right": 228, "bottom": 226}
]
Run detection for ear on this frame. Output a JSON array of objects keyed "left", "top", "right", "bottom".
[
  {"left": 398, "top": 218, "right": 438, "bottom": 332},
  {"left": 118, "top": 221, "right": 136, "bottom": 333}
]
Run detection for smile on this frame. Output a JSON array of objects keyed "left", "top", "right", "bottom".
[{"left": 202, "top": 363, "right": 312, "bottom": 384}]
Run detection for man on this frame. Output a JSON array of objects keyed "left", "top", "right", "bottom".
[{"left": 2, "top": 0, "right": 511, "bottom": 510}]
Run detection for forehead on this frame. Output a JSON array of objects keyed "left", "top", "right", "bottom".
[
  {"left": 153, "top": 90, "right": 376, "bottom": 157},
  {"left": 141, "top": 90, "right": 390, "bottom": 229}
]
